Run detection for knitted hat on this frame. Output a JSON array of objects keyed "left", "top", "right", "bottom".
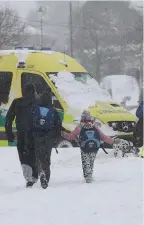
[{"left": 81, "top": 110, "right": 93, "bottom": 122}]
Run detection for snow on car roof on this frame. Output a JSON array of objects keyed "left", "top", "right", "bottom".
[
  {"left": 0, "top": 49, "right": 56, "bottom": 65},
  {"left": 100, "top": 75, "right": 139, "bottom": 106}
]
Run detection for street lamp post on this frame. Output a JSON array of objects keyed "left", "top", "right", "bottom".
[
  {"left": 38, "top": 6, "right": 44, "bottom": 49},
  {"left": 69, "top": 1, "right": 73, "bottom": 57}
]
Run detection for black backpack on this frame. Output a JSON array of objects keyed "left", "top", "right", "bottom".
[{"left": 79, "top": 127, "right": 101, "bottom": 153}]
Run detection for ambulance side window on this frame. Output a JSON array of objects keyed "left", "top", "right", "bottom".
[
  {"left": 0, "top": 72, "right": 12, "bottom": 105},
  {"left": 21, "top": 72, "right": 51, "bottom": 95},
  {"left": 21, "top": 72, "right": 63, "bottom": 109}
]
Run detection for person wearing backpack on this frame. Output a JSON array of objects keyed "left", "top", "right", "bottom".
[
  {"left": 133, "top": 96, "right": 143, "bottom": 149},
  {"left": 61, "top": 110, "right": 121, "bottom": 183},
  {"left": 5, "top": 83, "right": 38, "bottom": 187},
  {"left": 31, "top": 91, "right": 62, "bottom": 189}
]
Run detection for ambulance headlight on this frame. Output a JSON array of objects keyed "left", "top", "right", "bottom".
[
  {"left": 131, "top": 122, "right": 135, "bottom": 127},
  {"left": 111, "top": 122, "right": 117, "bottom": 128}
]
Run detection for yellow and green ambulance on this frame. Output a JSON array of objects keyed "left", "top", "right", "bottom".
[{"left": 0, "top": 49, "right": 137, "bottom": 147}]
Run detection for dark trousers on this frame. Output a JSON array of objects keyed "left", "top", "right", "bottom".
[
  {"left": 17, "top": 131, "right": 38, "bottom": 182},
  {"left": 133, "top": 117, "right": 143, "bottom": 147},
  {"left": 81, "top": 150, "right": 97, "bottom": 182},
  {"left": 34, "top": 132, "right": 53, "bottom": 183}
]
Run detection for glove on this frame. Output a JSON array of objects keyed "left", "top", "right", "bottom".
[
  {"left": 61, "top": 131, "right": 69, "bottom": 140},
  {"left": 7, "top": 133, "right": 15, "bottom": 142}
]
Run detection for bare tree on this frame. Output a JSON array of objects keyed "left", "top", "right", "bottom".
[
  {"left": 72, "top": 1, "right": 143, "bottom": 82},
  {"left": 0, "top": 6, "right": 28, "bottom": 49}
]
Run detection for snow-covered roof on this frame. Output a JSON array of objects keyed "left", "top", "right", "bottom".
[
  {"left": 0, "top": 49, "right": 55, "bottom": 55},
  {"left": 0, "top": 49, "right": 55, "bottom": 66}
]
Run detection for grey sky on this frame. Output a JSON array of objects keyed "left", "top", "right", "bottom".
[
  {"left": 10, "top": 1, "right": 36, "bottom": 18},
  {"left": 0, "top": 1, "right": 36, "bottom": 18},
  {"left": 0, "top": 1, "right": 142, "bottom": 19}
]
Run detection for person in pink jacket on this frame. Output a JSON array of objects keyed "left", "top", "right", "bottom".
[{"left": 61, "top": 110, "right": 121, "bottom": 183}]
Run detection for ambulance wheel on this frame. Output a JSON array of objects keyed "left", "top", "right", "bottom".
[{"left": 56, "top": 137, "right": 73, "bottom": 148}]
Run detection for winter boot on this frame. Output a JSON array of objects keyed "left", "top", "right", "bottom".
[
  {"left": 134, "top": 147, "right": 140, "bottom": 157},
  {"left": 26, "top": 181, "right": 35, "bottom": 188},
  {"left": 40, "top": 174, "right": 48, "bottom": 189},
  {"left": 85, "top": 175, "right": 92, "bottom": 183}
]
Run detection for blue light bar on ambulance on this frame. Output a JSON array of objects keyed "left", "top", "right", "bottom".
[
  {"left": 14, "top": 47, "right": 51, "bottom": 51},
  {"left": 41, "top": 47, "right": 51, "bottom": 51},
  {"left": 14, "top": 47, "right": 34, "bottom": 50}
]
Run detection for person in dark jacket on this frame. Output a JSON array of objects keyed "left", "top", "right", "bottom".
[
  {"left": 136, "top": 101, "right": 143, "bottom": 119},
  {"left": 32, "top": 91, "right": 62, "bottom": 189},
  {"left": 133, "top": 99, "right": 143, "bottom": 148},
  {"left": 5, "top": 83, "right": 38, "bottom": 187}
]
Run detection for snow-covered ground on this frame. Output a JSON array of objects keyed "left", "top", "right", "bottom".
[{"left": 0, "top": 147, "right": 143, "bottom": 225}]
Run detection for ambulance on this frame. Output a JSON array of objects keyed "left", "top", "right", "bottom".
[{"left": 0, "top": 48, "right": 137, "bottom": 147}]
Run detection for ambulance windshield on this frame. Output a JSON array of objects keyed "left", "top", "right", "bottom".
[{"left": 46, "top": 71, "right": 112, "bottom": 111}]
